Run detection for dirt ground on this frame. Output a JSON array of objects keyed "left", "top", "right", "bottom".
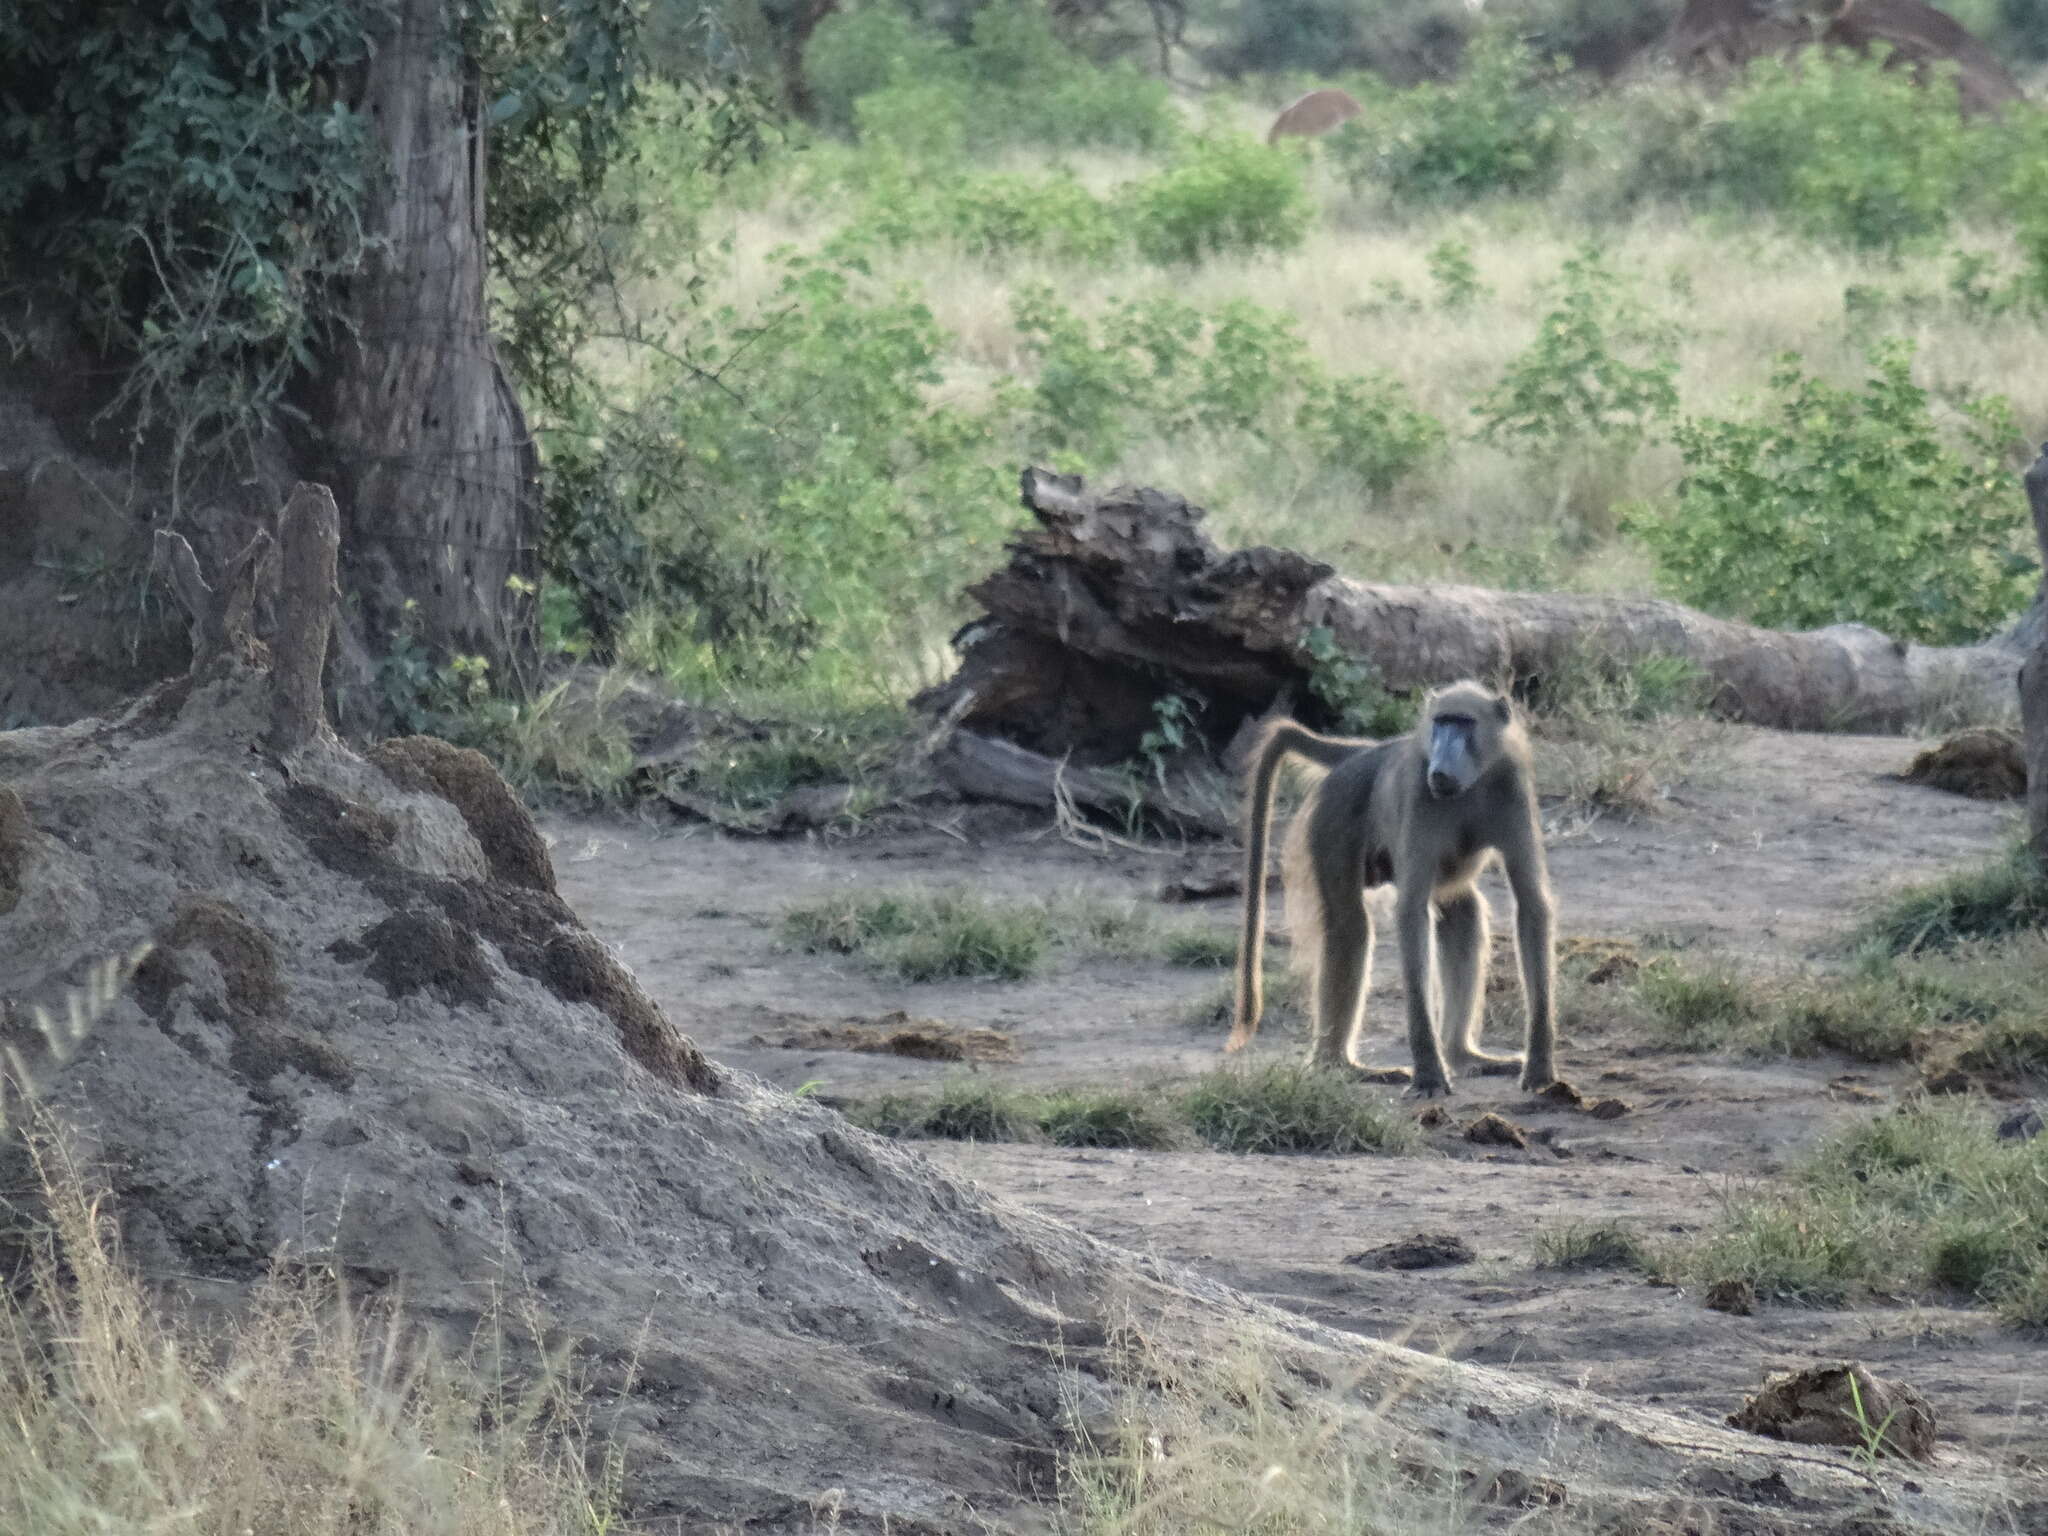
[{"left": 547, "top": 725, "right": 2048, "bottom": 1483}]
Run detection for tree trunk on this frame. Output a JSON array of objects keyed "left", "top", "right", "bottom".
[
  {"left": 915, "top": 468, "right": 2030, "bottom": 762},
  {"left": 298, "top": 0, "right": 540, "bottom": 731},
  {"left": 2024, "top": 446, "right": 2048, "bottom": 867}
]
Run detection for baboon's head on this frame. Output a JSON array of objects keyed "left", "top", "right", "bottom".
[{"left": 1422, "top": 681, "right": 1514, "bottom": 800}]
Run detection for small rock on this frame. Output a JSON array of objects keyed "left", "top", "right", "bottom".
[
  {"left": 1704, "top": 1278, "right": 1756, "bottom": 1316},
  {"left": 1464, "top": 1112, "right": 1528, "bottom": 1149},
  {"left": 1535, "top": 1080, "right": 1585, "bottom": 1109},
  {"left": 1585, "top": 1097, "right": 1631, "bottom": 1121},
  {"left": 1728, "top": 1363, "right": 1937, "bottom": 1462},
  {"left": 1414, "top": 1103, "right": 1451, "bottom": 1129},
  {"left": 1347, "top": 1232, "right": 1477, "bottom": 1270},
  {"left": 1997, "top": 1103, "right": 2043, "bottom": 1143}
]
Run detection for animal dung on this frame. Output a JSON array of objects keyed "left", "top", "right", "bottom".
[
  {"left": 1464, "top": 1112, "right": 1530, "bottom": 1149},
  {"left": 1346, "top": 1232, "right": 1478, "bottom": 1270},
  {"left": 1728, "top": 1363, "right": 1937, "bottom": 1463}
]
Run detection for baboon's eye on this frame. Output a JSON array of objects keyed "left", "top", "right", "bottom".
[{"left": 1435, "top": 713, "right": 1474, "bottom": 728}]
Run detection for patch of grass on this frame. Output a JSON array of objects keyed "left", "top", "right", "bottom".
[
  {"left": 1634, "top": 934, "right": 2048, "bottom": 1076},
  {"left": 1534, "top": 1220, "right": 1654, "bottom": 1274},
  {"left": 1857, "top": 845, "right": 2048, "bottom": 957},
  {"left": 1161, "top": 927, "right": 1237, "bottom": 969},
  {"left": 1635, "top": 959, "right": 1765, "bottom": 1051},
  {"left": 3, "top": 1136, "right": 610, "bottom": 1536},
  {"left": 1526, "top": 646, "right": 1721, "bottom": 816},
  {"left": 846, "top": 1079, "right": 1043, "bottom": 1141},
  {"left": 1037, "top": 1090, "right": 1180, "bottom": 1149},
  {"left": 1183, "top": 962, "right": 1303, "bottom": 1032},
  {"left": 783, "top": 889, "right": 1054, "bottom": 981},
  {"left": 1681, "top": 1101, "right": 2048, "bottom": 1320},
  {"left": 1180, "top": 1064, "right": 1419, "bottom": 1156}
]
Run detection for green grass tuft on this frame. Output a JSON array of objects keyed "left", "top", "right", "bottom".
[
  {"left": 783, "top": 890, "right": 1053, "bottom": 981},
  {"left": 1534, "top": 1220, "right": 1654, "bottom": 1273},
  {"left": 1180, "top": 1064, "right": 1418, "bottom": 1156},
  {"left": 1036, "top": 1090, "right": 1180, "bottom": 1149},
  {"left": 1681, "top": 1101, "right": 2048, "bottom": 1319},
  {"left": 1858, "top": 845, "right": 2048, "bottom": 957},
  {"left": 1161, "top": 928, "right": 1238, "bottom": 969}
]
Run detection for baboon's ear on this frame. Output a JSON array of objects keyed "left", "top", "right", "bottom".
[{"left": 1493, "top": 694, "right": 1512, "bottom": 722}]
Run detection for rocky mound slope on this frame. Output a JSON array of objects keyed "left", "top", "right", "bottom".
[{"left": 0, "top": 487, "right": 2029, "bottom": 1533}]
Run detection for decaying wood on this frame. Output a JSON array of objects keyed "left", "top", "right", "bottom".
[
  {"left": 2023, "top": 446, "right": 2048, "bottom": 866},
  {"left": 916, "top": 468, "right": 2031, "bottom": 766},
  {"left": 928, "top": 726, "right": 1231, "bottom": 836},
  {"left": 270, "top": 483, "right": 342, "bottom": 752}
]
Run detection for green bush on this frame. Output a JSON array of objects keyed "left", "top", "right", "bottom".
[
  {"left": 807, "top": 6, "right": 957, "bottom": 135},
  {"left": 1711, "top": 55, "right": 1973, "bottom": 254},
  {"left": 1631, "top": 339, "right": 2033, "bottom": 645},
  {"left": 1475, "top": 245, "right": 1679, "bottom": 463},
  {"left": 1011, "top": 287, "right": 1442, "bottom": 493},
  {"left": 1331, "top": 30, "right": 1569, "bottom": 204},
  {"left": 1295, "top": 373, "right": 1448, "bottom": 493},
  {"left": 807, "top": 0, "right": 1176, "bottom": 157},
  {"left": 541, "top": 252, "right": 1016, "bottom": 697},
  {"left": 1129, "top": 133, "right": 1312, "bottom": 265}
]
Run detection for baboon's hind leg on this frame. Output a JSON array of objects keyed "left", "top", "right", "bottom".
[
  {"left": 1438, "top": 889, "right": 1522, "bottom": 1076},
  {"left": 1309, "top": 877, "right": 1374, "bottom": 1071}
]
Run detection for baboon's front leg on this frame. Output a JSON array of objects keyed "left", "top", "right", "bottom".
[
  {"left": 1439, "top": 889, "right": 1522, "bottom": 1076},
  {"left": 1396, "top": 891, "right": 1453, "bottom": 1096},
  {"left": 1310, "top": 887, "right": 1373, "bottom": 1070}
]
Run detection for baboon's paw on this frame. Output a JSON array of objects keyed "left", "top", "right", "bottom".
[
  {"left": 1403, "top": 1079, "right": 1454, "bottom": 1100},
  {"left": 1518, "top": 1067, "right": 1559, "bottom": 1093}
]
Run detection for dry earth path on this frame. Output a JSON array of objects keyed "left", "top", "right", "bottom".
[{"left": 548, "top": 726, "right": 2047, "bottom": 1481}]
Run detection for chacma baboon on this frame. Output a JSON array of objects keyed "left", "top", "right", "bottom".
[{"left": 1226, "top": 681, "right": 1557, "bottom": 1097}]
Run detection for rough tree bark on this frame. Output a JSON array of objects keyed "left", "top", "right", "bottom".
[
  {"left": 2024, "top": 446, "right": 2048, "bottom": 867},
  {"left": 298, "top": 0, "right": 541, "bottom": 730},
  {"left": 916, "top": 468, "right": 2031, "bottom": 765}
]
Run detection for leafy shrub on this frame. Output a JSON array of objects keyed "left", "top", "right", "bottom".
[
  {"left": 808, "top": 0, "right": 1176, "bottom": 156},
  {"left": 1475, "top": 245, "right": 1680, "bottom": 463},
  {"left": 1535, "top": 1220, "right": 1653, "bottom": 1272},
  {"left": 1631, "top": 340, "right": 2034, "bottom": 645},
  {"left": 1295, "top": 373, "right": 1448, "bottom": 493},
  {"left": 1711, "top": 55, "right": 1972, "bottom": 254},
  {"left": 946, "top": 172, "right": 1125, "bottom": 264},
  {"left": 807, "top": 6, "right": 957, "bottom": 135},
  {"left": 1011, "top": 287, "right": 1442, "bottom": 492},
  {"left": 542, "top": 252, "right": 1015, "bottom": 698},
  {"left": 1301, "top": 626, "right": 1415, "bottom": 736},
  {"left": 1129, "top": 133, "right": 1312, "bottom": 265},
  {"left": 850, "top": 1080, "right": 1042, "bottom": 1140},
  {"left": 1331, "top": 30, "right": 1569, "bottom": 204}
]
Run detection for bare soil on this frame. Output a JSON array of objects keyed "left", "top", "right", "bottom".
[{"left": 549, "top": 725, "right": 2048, "bottom": 1482}]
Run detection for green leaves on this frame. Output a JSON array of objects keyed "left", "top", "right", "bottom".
[{"left": 1631, "top": 340, "right": 2034, "bottom": 645}]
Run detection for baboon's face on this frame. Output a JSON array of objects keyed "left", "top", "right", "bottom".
[
  {"left": 1423, "top": 688, "right": 1511, "bottom": 799},
  {"left": 1426, "top": 713, "right": 1483, "bottom": 799}
]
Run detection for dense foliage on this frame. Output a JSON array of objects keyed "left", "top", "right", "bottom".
[{"left": 1634, "top": 342, "right": 2034, "bottom": 645}]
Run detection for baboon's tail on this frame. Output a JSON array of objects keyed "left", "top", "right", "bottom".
[{"left": 1227, "top": 719, "right": 1357, "bottom": 1053}]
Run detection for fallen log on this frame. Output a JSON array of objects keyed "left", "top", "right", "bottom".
[{"left": 915, "top": 467, "right": 2032, "bottom": 762}]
